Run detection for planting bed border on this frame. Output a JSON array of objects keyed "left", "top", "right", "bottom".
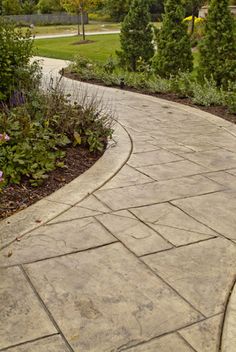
[{"left": 0, "top": 122, "right": 132, "bottom": 251}]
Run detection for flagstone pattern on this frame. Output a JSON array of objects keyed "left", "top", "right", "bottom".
[{"left": 0, "top": 57, "right": 236, "bottom": 352}]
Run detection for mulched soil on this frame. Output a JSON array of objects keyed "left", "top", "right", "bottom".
[
  {"left": 64, "top": 71, "right": 236, "bottom": 125},
  {"left": 71, "top": 40, "right": 95, "bottom": 45},
  {"left": 0, "top": 145, "right": 103, "bottom": 221}
]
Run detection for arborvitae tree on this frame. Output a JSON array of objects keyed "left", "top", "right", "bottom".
[
  {"left": 153, "top": 0, "right": 193, "bottom": 78},
  {"left": 198, "top": 0, "right": 236, "bottom": 87},
  {"left": 116, "top": 0, "right": 154, "bottom": 71}
]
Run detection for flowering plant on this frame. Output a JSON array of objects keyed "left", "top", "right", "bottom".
[
  {"left": 183, "top": 16, "right": 205, "bottom": 25},
  {"left": 0, "top": 133, "right": 10, "bottom": 142}
]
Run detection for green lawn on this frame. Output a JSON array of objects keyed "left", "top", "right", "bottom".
[
  {"left": 34, "top": 33, "right": 120, "bottom": 62},
  {"left": 35, "top": 31, "right": 199, "bottom": 70}
]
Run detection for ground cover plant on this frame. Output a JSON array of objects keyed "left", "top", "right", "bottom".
[
  {"left": 0, "top": 19, "right": 113, "bottom": 218},
  {"left": 66, "top": 55, "right": 236, "bottom": 115}
]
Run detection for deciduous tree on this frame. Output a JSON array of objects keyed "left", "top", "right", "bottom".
[
  {"left": 2, "top": 0, "right": 22, "bottom": 15},
  {"left": 61, "top": 0, "right": 99, "bottom": 39}
]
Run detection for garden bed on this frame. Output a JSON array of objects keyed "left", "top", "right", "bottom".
[
  {"left": 0, "top": 20, "right": 114, "bottom": 222},
  {"left": 0, "top": 145, "right": 103, "bottom": 221},
  {"left": 71, "top": 40, "right": 95, "bottom": 45},
  {"left": 64, "top": 71, "right": 236, "bottom": 125}
]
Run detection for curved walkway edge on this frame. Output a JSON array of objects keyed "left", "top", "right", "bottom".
[
  {"left": 0, "top": 57, "right": 236, "bottom": 352},
  {"left": 0, "top": 122, "right": 132, "bottom": 250},
  {"left": 221, "top": 280, "right": 236, "bottom": 352}
]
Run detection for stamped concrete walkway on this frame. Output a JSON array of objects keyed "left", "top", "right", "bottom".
[{"left": 1, "top": 58, "right": 236, "bottom": 352}]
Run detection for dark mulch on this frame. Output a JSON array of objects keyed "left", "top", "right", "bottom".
[
  {"left": 71, "top": 40, "right": 95, "bottom": 45},
  {"left": 64, "top": 71, "right": 236, "bottom": 125},
  {"left": 0, "top": 145, "right": 103, "bottom": 221}
]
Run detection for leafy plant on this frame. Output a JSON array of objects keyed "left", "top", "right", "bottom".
[
  {"left": 191, "top": 78, "right": 223, "bottom": 106},
  {"left": 103, "top": 56, "right": 117, "bottom": 73},
  {"left": 0, "top": 81, "right": 114, "bottom": 186},
  {"left": 222, "top": 82, "right": 236, "bottom": 114},
  {"left": 0, "top": 18, "right": 35, "bottom": 102},
  {"left": 0, "top": 102, "right": 69, "bottom": 186}
]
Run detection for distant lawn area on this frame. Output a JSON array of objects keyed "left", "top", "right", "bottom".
[
  {"left": 34, "top": 32, "right": 199, "bottom": 71},
  {"left": 34, "top": 33, "right": 120, "bottom": 62}
]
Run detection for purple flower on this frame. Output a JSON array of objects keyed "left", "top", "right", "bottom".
[
  {"left": 9, "top": 91, "right": 25, "bottom": 107},
  {"left": 0, "top": 133, "right": 10, "bottom": 142},
  {"left": 0, "top": 171, "right": 4, "bottom": 182}
]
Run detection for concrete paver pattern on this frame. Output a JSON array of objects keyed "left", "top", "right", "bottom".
[{"left": 0, "top": 57, "right": 236, "bottom": 351}]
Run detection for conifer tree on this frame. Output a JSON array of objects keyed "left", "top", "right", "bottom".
[
  {"left": 198, "top": 0, "right": 236, "bottom": 87},
  {"left": 153, "top": 0, "right": 193, "bottom": 78},
  {"left": 116, "top": 0, "right": 154, "bottom": 71}
]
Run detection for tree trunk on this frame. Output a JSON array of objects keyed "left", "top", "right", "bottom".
[
  {"left": 77, "top": 12, "right": 80, "bottom": 36},
  {"left": 131, "top": 56, "right": 136, "bottom": 71},
  {"left": 190, "top": 7, "right": 195, "bottom": 35},
  {"left": 81, "top": 9, "right": 85, "bottom": 41}
]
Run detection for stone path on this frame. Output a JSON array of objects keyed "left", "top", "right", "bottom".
[
  {"left": 1, "top": 58, "right": 236, "bottom": 352},
  {"left": 34, "top": 30, "right": 120, "bottom": 40}
]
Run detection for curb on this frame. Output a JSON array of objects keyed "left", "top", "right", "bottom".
[
  {"left": 221, "top": 280, "right": 236, "bottom": 352},
  {"left": 0, "top": 122, "right": 132, "bottom": 251}
]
